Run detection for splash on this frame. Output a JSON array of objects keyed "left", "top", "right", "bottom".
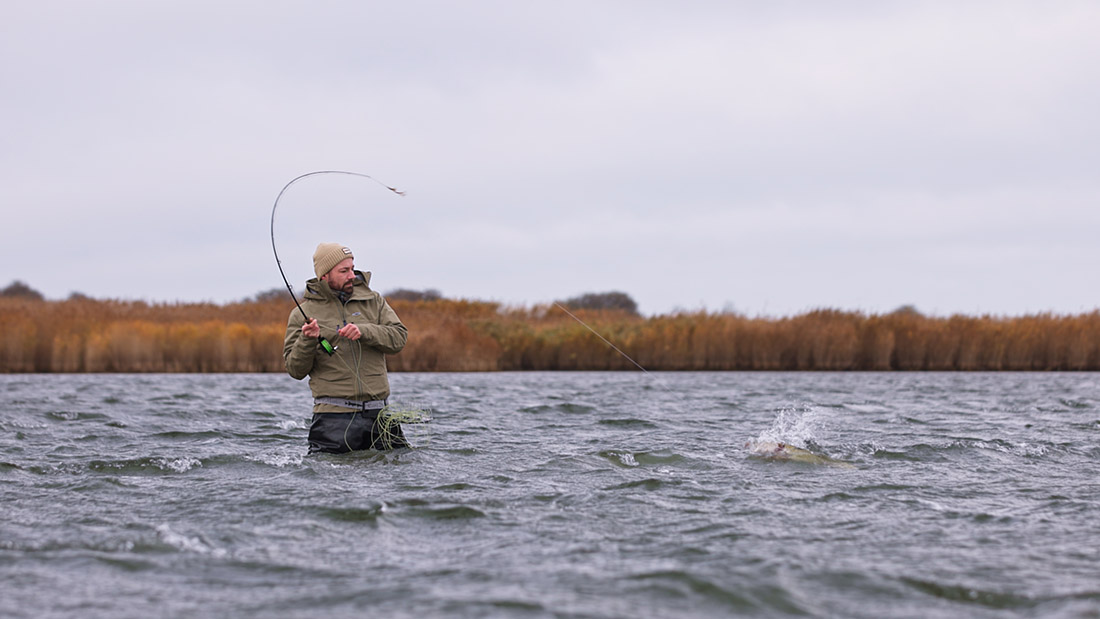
[
  {"left": 753, "top": 406, "right": 823, "bottom": 449},
  {"left": 248, "top": 450, "right": 304, "bottom": 468},
  {"left": 151, "top": 456, "right": 203, "bottom": 473},
  {"left": 746, "top": 407, "right": 854, "bottom": 468},
  {"left": 155, "top": 524, "right": 227, "bottom": 557}
]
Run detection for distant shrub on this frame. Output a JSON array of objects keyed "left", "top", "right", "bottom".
[
  {"left": 1, "top": 281, "right": 44, "bottom": 301},
  {"left": 251, "top": 287, "right": 296, "bottom": 303},
  {"left": 561, "top": 291, "right": 639, "bottom": 316},
  {"left": 891, "top": 304, "right": 922, "bottom": 316},
  {"left": 387, "top": 288, "right": 443, "bottom": 302}
]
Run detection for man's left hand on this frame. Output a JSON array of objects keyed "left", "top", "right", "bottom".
[{"left": 338, "top": 323, "right": 362, "bottom": 341}]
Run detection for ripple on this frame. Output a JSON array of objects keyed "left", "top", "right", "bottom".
[
  {"left": 87, "top": 456, "right": 203, "bottom": 474},
  {"left": 632, "top": 451, "right": 689, "bottom": 466},
  {"left": 900, "top": 576, "right": 1039, "bottom": 610},
  {"left": 597, "top": 418, "right": 659, "bottom": 429},
  {"left": 599, "top": 450, "right": 639, "bottom": 467},
  {"left": 149, "top": 393, "right": 201, "bottom": 402},
  {"left": 404, "top": 504, "right": 487, "bottom": 520},
  {"left": 625, "top": 570, "right": 773, "bottom": 613},
  {"left": 152, "top": 430, "right": 229, "bottom": 441},
  {"left": 605, "top": 478, "right": 673, "bottom": 491},
  {"left": 519, "top": 403, "right": 596, "bottom": 415},
  {"left": 316, "top": 502, "right": 387, "bottom": 523},
  {"left": 246, "top": 450, "right": 304, "bottom": 468},
  {"left": 45, "top": 411, "right": 106, "bottom": 422},
  {"left": 433, "top": 482, "right": 479, "bottom": 491}
]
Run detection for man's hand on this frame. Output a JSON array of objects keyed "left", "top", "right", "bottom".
[
  {"left": 302, "top": 318, "right": 320, "bottom": 338},
  {"left": 338, "top": 323, "right": 362, "bottom": 341}
]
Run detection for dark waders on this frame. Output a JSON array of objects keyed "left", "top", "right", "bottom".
[{"left": 308, "top": 410, "right": 409, "bottom": 454}]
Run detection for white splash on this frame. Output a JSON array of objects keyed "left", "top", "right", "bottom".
[
  {"left": 249, "top": 450, "right": 304, "bottom": 468},
  {"left": 278, "top": 418, "right": 306, "bottom": 431},
  {"left": 610, "top": 451, "right": 638, "bottom": 467},
  {"left": 745, "top": 406, "right": 854, "bottom": 467},
  {"left": 152, "top": 456, "right": 202, "bottom": 473},
  {"left": 752, "top": 406, "right": 823, "bottom": 448},
  {"left": 155, "top": 524, "right": 227, "bottom": 558}
]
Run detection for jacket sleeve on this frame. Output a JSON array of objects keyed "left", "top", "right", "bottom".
[
  {"left": 283, "top": 311, "right": 317, "bottom": 380},
  {"left": 359, "top": 298, "right": 408, "bottom": 354}
]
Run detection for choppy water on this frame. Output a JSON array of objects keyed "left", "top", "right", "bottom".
[{"left": 1, "top": 372, "right": 1098, "bottom": 618}]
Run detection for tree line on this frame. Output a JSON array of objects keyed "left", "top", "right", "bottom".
[{"left": 1, "top": 284, "right": 1097, "bottom": 372}]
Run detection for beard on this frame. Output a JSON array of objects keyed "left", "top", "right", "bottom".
[{"left": 326, "top": 277, "right": 355, "bottom": 293}]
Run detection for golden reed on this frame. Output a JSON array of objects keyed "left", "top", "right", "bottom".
[{"left": 1, "top": 297, "right": 1097, "bottom": 372}]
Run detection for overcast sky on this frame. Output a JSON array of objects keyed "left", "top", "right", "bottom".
[{"left": 2, "top": 1, "right": 1098, "bottom": 316}]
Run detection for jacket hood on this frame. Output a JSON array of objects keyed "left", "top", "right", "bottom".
[{"left": 302, "top": 270, "right": 373, "bottom": 302}]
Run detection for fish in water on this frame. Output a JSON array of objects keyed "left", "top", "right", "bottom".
[{"left": 745, "top": 440, "right": 855, "bottom": 468}]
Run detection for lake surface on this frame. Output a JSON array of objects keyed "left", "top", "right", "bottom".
[{"left": 1, "top": 372, "right": 1098, "bottom": 618}]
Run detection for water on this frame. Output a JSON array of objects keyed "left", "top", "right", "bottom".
[{"left": 1, "top": 372, "right": 1098, "bottom": 618}]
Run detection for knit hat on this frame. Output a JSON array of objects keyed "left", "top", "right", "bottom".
[{"left": 313, "top": 243, "right": 354, "bottom": 279}]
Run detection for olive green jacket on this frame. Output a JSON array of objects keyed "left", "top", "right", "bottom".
[{"left": 283, "top": 271, "right": 408, "bottom": 412}]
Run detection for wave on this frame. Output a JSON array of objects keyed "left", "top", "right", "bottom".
[
  {"left": 598, "top": 449, "right": 693, "bottom": 469},
  {"left": 870, "top": 437, "right": 1064, "bottom": 462},
  {"left": 597, "top": 417, "right": 659, "bottom": 429},
  {"left": 624, "top": 569, "right": 796, "bottom": 615},
  {"left": 45, "top": 411, "right": 110, "bottom": 422},
  {"left": 154, "top": 523, "right": 227, "bottom": 557},
  {"left": 13, "top": 451, "right": 312, "bottom": 476},
  {"left": 315, "top": 502, "right": 387, "bottom": 524},
  {"left": 518, "top": 403, "right": 597, "bottom": 415},
  {"left": 402, "top": 504, "right": 487, "bottom": 521},
  {"left": 900, "top": 576, "right": 1040, "bottom": 610},
  {"left": 89, "top": 456, "right": 204, "bottom": 474},
  {"left": 245, "top": 450, "right": 304, "bottom": 468}
]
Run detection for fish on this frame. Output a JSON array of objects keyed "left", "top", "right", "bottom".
[{"left": 745, "top": 439, "right": 855, "bottom": 468}]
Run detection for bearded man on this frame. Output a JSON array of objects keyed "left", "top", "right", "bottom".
[{"left": 283, "top": 243, "right": 409, "bottom": 453}]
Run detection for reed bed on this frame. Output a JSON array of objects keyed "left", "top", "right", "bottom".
[{"left": 1, "top": 297, "right": 1097, "bottom": 373}]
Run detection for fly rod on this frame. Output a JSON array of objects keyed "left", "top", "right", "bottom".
[{"left": 269, "top": 170, "right": 404, "bottom": 355}]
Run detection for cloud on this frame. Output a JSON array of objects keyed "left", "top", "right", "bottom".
[{"left": 1, "top": 1, "right": 1098, "bottom": 315}]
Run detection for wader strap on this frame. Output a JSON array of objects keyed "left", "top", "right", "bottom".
[{"left": 314, "top": 397, "right": 387, "bottom": 411}]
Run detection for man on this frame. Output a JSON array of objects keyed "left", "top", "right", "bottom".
[{"left": 283, "top": 242, "right": 409, "bottom": 453}]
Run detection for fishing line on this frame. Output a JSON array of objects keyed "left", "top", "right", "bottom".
[
  {"left": 269, "top": 170, "right": 405, "bottom": 355},
  {"left": 553, "top": 302, "right": 673, "bottom": 394},
  {"left": 375, "top": 402, "right": 433, "bottom": 449}
]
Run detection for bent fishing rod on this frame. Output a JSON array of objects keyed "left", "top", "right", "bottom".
[{"left": 270, "top": 170, "right": 405, "bottom": 355}]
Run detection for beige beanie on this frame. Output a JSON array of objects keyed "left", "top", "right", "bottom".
[{"left": 313, "top": 243, "right": 354, "bottom": 279}]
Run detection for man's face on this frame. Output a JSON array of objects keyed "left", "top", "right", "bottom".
[{"left": 322, "top": 258, "right": 356, "bottom": 293}]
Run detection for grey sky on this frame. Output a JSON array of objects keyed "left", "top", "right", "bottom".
[{"left": 2, "top": 1, "right": 1098, "bottom": 316}]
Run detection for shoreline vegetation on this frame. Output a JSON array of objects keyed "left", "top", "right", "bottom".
[{"left": 1, "top": 285, "right": 1098, "bottom": 373}]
